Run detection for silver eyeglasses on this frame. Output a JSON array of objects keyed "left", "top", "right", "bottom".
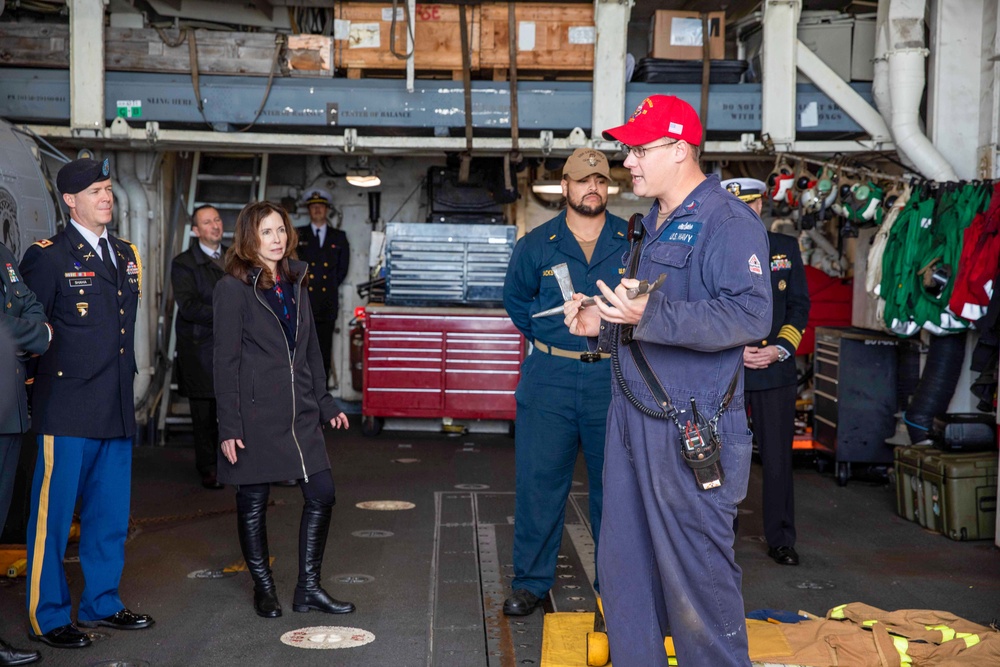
[{"left": 621, "top": 140, "right": 679, "bottom": 158}]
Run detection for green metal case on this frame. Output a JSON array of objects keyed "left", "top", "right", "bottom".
[
  {"left": 920, "top": 451, "right": 998, "bottom": 541},
  {"left": 893, "top": 446, "right": 939, "bottom": 525}
]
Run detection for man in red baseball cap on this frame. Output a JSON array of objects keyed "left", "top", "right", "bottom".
[{"left": 564, "top": 95, "right": 772, "bottom": 667}]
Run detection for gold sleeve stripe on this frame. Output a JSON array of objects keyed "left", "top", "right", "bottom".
[
  {"left": 29, "top": 435, "right": 55, "bottom": 636},
  {"left": 778, "top": 325, "right": 803, "bottom": 350}
]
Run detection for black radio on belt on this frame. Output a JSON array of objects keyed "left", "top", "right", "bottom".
[
  {"left": 678, "top": 398, "right": 725, "bottom": 490},
  {"left": 579, "top": 352, "right": 602, "bottom": 363}
]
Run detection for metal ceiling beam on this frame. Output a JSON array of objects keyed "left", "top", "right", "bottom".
[{"left": 23, "top": 120, "right": 892, "bottom": 157}]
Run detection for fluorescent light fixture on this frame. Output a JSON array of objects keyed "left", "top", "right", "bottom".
[
  {"left": 346, "top": 168, "right": 381, "bottom": 188},
  {"left": 531, "top": 180, "right": 563, "bottom": 195},
  {"left": 531, "top": 180, "right": 621, "bottom": 195}
]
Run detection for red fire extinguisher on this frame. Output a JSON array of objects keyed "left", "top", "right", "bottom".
[{"left": 349, "top": 306, "right": 366, "bottom": 392}]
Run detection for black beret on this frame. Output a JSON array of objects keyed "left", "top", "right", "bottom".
[{"left": 57, "top": 158, "right": 111, "bottom": 195}]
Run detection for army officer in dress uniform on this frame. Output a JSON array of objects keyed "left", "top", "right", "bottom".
[
  {"left": 295, "top": 190, "right": 350, "bottom": 383},
  {"left": 19, "top": 158, "right": 154, "bottom": 650},
  {"left": 723, "top": 177, "right": 810, "bottom": 567}
]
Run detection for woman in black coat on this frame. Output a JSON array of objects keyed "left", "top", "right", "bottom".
[{"left": 213, "top": 201, "right": 353, "bottom": 619}]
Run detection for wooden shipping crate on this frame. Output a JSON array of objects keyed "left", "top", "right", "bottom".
[
  {"left": 479, "top": 2, "right": 595, "bottom": 76},
  {"left": 0, "top": 23, "right": 71, "bottom": 69},
  {"left": 0, "top": 24, "right": 332, "bottom": 77},
  {"left": 334, "top": 2, "right": 479, "bottom": 79}
]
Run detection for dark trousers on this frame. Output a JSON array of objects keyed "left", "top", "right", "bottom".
[
  {"left": 748, "top": 384, "right": 797, "bottom": 549},
  {"left": 315, "top": 319, "right": 335, "bottom": 379},
  {"left": 189, "top": 397, "right": 219, "bottom": 476},
  {"left": 511, "top": 352, "right": 609, "bottom": 597},
  {"left": 236, "top": 470, "right": 336, "bottom": 576},
  {"left": 0, "top": 433, "right": 21, "bottom": 534}
]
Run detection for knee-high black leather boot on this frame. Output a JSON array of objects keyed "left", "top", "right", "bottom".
[
  {"left": 236, "top": 485, "right": 282, "bottom": 618},
  {"left": 292, "top": 501, "right": 355, "bottom": 614}
]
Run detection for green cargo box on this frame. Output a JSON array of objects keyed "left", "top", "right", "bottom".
[
  {"left": 920, "top": 451, "right": 998, "bottom": 541},
  {"left": 893, "top": 446, "right": 939, "bottom": 525}
]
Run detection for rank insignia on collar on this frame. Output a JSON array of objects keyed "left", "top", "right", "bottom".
[
  {"left": 76, "top": 302, "right": 89, "bottom": 317},
  {"left": 77, "top": 243, "right": 85, "bottom": 250}
]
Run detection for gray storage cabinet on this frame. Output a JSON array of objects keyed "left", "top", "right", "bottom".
[{"left": 813, "top": 327, "right": 899, "bottom": 485}]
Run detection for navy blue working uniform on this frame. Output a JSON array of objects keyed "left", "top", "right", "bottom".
[
  {"left": 596, "top": 176, "right": 771, "bottom": 666},
  {"left": 745, "top": 232, "right": 809, "bottom": 556},
  {"left": 503, "top": 210, "right": 628, "bottom": 601},
  {"left": 20, "top": 221, "right": 141, "bottom": 637}
]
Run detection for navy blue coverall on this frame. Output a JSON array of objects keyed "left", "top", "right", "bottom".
[
  {"left": 595, "top": 176, "right": 771, "bottom": 666},
  {"left": 503, "top": 210, "right": 628, "bottom": 599}
]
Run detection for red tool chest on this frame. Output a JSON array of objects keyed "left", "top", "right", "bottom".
[{"left": 362, "top": 305, "right": 525, "bottom": 429}]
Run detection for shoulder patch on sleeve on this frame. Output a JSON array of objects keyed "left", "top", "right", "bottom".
[
  {"left": 33, "top": 239, "right": 53, "bottom": 248},
  {"left": 748, "top": 254, "right": 762, "bottom": 275}
]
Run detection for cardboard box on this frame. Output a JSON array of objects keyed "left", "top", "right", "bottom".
[{"left": 649, "top": 10, "right": 724, "bottom": 61}]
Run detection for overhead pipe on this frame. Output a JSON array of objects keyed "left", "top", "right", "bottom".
[
  {"left": 110, "top": 175, "right": 130, "bottom": 242},
  {"left": 116, "top": 151, "right": 154, "bottom": 414},
  {"left": 885, "top": 0, "right": 959, "bottom": 181}
]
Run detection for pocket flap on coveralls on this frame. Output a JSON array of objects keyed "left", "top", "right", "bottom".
[{"left": 649, "top": 243, "right": 693, "bottom": 268}]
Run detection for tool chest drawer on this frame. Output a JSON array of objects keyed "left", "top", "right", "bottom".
[{"left": 363, "top": 306, "right": 524, "bottom": 421}]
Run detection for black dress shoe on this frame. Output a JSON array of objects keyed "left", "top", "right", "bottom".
[
  {"left": 28, "top": 624, "right": 91, "bottom": 649},
  {"left": 502, "top": 589, "right": 541, "bottom": 616},
  {"left": 768, "top": 546, "right": 800, "bottom": 566},
  {"left": 201, "top": 472, "right": 224, "bottom": 489},
  {"left": 78, "top": 608, "right": 155, "bottom": 630},
  {"left": 0, "top": 638, "right": 40, "bottom": 665}
]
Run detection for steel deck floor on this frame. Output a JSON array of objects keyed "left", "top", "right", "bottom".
[{"left": 0, "top": 425, "right": 997, "bottom": 666}]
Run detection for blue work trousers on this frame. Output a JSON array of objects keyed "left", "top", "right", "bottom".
[
  {"left": 511, "top": 352, "right": 610, "bottom": 597},
  {"left": 599, "top": 388, "right": 753, "bottom": 667},
  {"left": 27, "top": 435, "right": 132, "bottom": 635}
]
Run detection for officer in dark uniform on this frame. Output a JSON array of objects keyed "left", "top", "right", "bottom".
[
  {"left": 0, "top": 240, "right": 48, "bottom": 666},
  {"left": 295, "top": 190, "right": 350, "bottom": 383},
  {"left": 19, "top": 158, "right": 154, "bottom": 650},
  {"left": 722, "top": 177, "right": 810, "bottom": 567},
  {"left": 502, "top": 148, "right": 629, "bottom": 616},
  {"left": 171, "top": 204, "right": 227, "bottom": 489}
]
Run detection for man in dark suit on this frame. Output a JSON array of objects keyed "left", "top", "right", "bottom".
[
  {"left": 723, "top": 177, "right": 811, "bottom": 566},
  {"left": 295, "top": 190, "right": 349, "bottom": 384},
  {"left": 19, "top": 158, "right": 154, "bottom": 650},
  {"left": 171, "top": 205, "right": 227, "bottom": 489},
  {"left": 0, "top": 240, "right": 48, "bottom": 665}
]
